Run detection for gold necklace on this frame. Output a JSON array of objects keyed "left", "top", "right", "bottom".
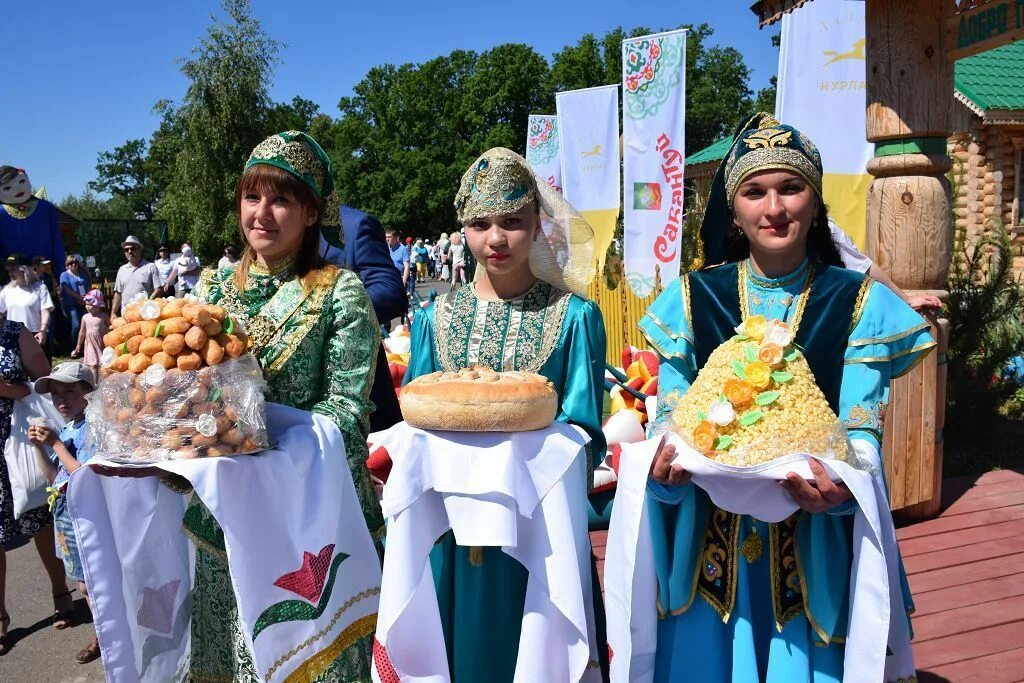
[{"left": 738, "top": 260, "right": 814, "bottom": 334}]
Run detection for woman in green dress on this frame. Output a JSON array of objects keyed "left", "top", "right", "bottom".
[
  {"left": 187, "top": 131, "right": 383, "bottom": 681},
  {"left": 405, "top": 148, "right": 608, "bottom": 681}
]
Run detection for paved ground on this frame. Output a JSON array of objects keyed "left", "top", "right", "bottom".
[{"left": 1, "top": 536, "right": 103, "bottom": 681}]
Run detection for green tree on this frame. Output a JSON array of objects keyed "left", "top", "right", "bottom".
[
  {"left": 330, "top": 44, "right": 550, "bottom": 234},
  {"left": 753, "top": 34, "right": 781, "bottom": 115},
  {"left": 549, "top": 26, "right": 652, "bottom": 94},
  {"left": 551, "top": 25, "right": 753, "bottom": 155},
  {"left": 683, "top": 24, "right": 753, "bottom": 154},
  {"left": 268, "top": 96, "right": 322, "bottom": 133},
  {"left": 89, "top": 139, "right": 160, "bottom": 219},
  {"left": 58, "top": 191, "right": 135, "bottom": 220},
  {"left": 157, "top": 0, "right": 280, "bottom": 261}
]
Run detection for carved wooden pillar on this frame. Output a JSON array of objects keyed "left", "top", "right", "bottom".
[{"left": 865, "top": 0, "right": 952, "bottom": 518}]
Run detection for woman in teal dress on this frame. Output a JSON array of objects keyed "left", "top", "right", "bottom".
[
  {"left": 187, "top": 131, "right": 382, "bottom": 681},
  {"left": 638, "top": 114, "right": 934, "bottom": 682},
  {"left": 404, "top": 148, "right": 607, "bottom": 681}
]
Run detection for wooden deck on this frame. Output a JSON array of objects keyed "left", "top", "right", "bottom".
[
  {"left": 590, "top": 467, "right": 1024, "bottom": 682},
  {"left": 900, "top": 467, "right": 1024, "bottom": 682}
]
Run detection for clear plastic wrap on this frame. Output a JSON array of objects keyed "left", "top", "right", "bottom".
[{"left": 84, "top": 354, "right": 270, "bottom": 463}]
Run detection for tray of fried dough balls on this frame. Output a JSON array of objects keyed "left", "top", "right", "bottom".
[{"left": 84, "top": 296, "right": 271, "bottom": 463}]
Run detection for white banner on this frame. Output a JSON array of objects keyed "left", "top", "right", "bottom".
[
  {"left": 525, "top": 115, "right": 563, "bottom": 193},
  {"left": 776, "top": 0, "right": 871, "bottom": 248},
  {"left": 556, "top": 84, "right": 621, "bottom": 269},
  {"left": 622, "top": 29, "right": 687, "bottom": 297}
]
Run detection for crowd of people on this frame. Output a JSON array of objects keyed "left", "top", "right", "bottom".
[
  {"left": 0, "top": 115, "right": 938, "bottom": 682},
  {"left": 0, "top": 224, "right": 253, "bottom": 661}
]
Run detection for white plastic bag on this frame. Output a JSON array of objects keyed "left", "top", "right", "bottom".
[{"left": 4, "top": 387, "right": 63, "bottom": 516}]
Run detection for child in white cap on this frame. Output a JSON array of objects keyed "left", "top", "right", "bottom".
[{"left": 27, "top": 362, "right": 101, "bottom": 663}]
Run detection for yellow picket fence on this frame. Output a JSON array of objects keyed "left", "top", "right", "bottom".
[{"left": 586, "top": 266, "right": 665, "bottom": 366}]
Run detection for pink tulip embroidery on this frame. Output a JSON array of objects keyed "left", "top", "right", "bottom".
[
  {"left": 253, "top": 544, "right": 350, "bottom": 641},
  {"left": 137, "top": 579, "right": 181, "bottom": 634}
]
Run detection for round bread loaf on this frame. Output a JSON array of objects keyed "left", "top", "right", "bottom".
[{"left": 401, "top": 366, "right": 557, "bottom": 432}]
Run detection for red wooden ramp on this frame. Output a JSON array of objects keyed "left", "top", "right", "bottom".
[
  {"left": 589, "top": 467, "right": 1024, "bottom": 682},
  {"left": 900, "top": 467, "right": 1024, "bottom": 683}
]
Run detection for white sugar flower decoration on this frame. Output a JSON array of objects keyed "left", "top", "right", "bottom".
[
  {"left": 707, "top": 399, "right": 735, "bottom": 427},
  {"left": 763, "top": 320, "right": 794, "bottom": 347}
]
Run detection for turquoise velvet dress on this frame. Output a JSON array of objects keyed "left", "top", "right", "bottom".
[
  {"left": 638, "top": 259, "right": 935, "bottom": 683},
  {"left": 405, "top": 280, "right": 608, "bottom": 682}
]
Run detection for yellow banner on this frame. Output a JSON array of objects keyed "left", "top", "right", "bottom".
[
  {"left": 822, "top": 173, "right": 871, "bottom": 249},
  {"left": 580, "top": 208, "right": 619, "bottom": 273}
]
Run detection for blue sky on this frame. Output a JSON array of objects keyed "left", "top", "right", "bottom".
[{"left": 5, "top": 1, "right": 779, "bottom": 202}]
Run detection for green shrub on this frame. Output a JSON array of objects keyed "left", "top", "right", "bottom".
[{"left": 945, "top": 218, "right": 1024, "bottom": 444}]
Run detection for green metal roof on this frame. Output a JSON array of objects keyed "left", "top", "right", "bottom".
[
  {"left": 955, "top": 40, "right": 1024, "bottom": 112},
  {"left": 685, "top": 136, "right": 732, "bottom": 166}
]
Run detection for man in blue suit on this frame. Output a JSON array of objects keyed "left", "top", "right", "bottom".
[{"left": 321, "top": 204, "right": 405, "bottom": 432}]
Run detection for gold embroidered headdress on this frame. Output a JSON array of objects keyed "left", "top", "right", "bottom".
[
  {"left": 454, "top": 147, "right": 595, "bottom": 295},
  {"left": 246, "top": 131, "right": 343, "bottom": 249},
  {"left": 696, "top": 113, "right": 825, "bottom": 268}
]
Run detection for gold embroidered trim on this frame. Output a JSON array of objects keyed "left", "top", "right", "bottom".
[
  {"left": 770, "top": 517, "right": 804, "bottom": 632},
  {"left": 739, "top": 260, "right": 814, "bottom": 334},
  {"left": 849, "top": 276, "right": 874, "bottom": 334},
  {"left": 844, "top": 402, "right": 887, "bottom": 433},
  {"left": 848, "top": 320, "right": 931, "bottom": 348},
  {"left": 435, "top": 282, "right": 570, "bottom": 374},
  {"left": 746, "top": 261, "right": 809, "bottom": 289},
  {"left": 502, "top": 296, "right": 525, "bottom": 370},
  {"left": 250, "top": 255, "right": 298, "bottom": 278},
  {"left": 891, "top": 344, "right": 936, "bottom": 378},
  {"left": 644, "top": 310, "right": 694, "bottom": 344},
  {"left": 532, "top": 287, "right": 572, "bottom": 373},
  {"left": 279, "top": 612, "right": 377, "bottom": 683},
  {"left": 262, "top": 269, "right": 340, "bottom": 378},
  {"left": 696, "top": 509, "right": 742, "bottom": 623},
  {"left": 266, "top": 589, "right": 380, "bottom": 681},
  {"left": 433, "top": 290, "right": 459, "bottom": 372},
  {"left": 682, "top": 273, "right": 692, "bottom": 333},
  {"left": 843, "top": 341, "right": 937, "bottom": 368},
  {"left": 639, "top": 332, "right": 695, "bottom": 369},
  {"left": 183, "top": 527, "right": 228, "bottom": 563}
]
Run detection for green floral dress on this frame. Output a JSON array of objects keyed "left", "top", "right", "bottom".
[{"left": 184, "top": 260, "right": 384, "bottom": 682}]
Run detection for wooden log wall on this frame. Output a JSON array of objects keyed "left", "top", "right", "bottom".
[{"left": 949, "top": 119, "right": 1024, "bottom": 277}]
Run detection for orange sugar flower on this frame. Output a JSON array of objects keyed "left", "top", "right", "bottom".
[
  {"left": 723, "top": 379, "right": 755, "bottom": 407},
  {"left": 757, "top": 343, "right": 784, "bottom": 368},
  {"left": 692, "top": 420, "right": 718, "bottom": 452}
]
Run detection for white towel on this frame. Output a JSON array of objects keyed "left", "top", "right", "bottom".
[
  {"left": 69, "top": 403, "right": 383, "bottom": 682},
  {"left": 604, "top": 435, "right": 915, "bottom": 682},
  {"left": 369, "top": 421, "right": 602, "bottom": 683}
]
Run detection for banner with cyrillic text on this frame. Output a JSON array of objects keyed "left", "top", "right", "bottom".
[
  {"left": 622, "top": 29, "right": 687, "bottom": 296},
  {"left": 526, "top": 115, "right": 563, "bottom": 194},
  {"left": 556, "top": 84, "right": 621, "bottom": 269},
  {"left": 776, "top": 0, "right": 871, "bottom": 249}
]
